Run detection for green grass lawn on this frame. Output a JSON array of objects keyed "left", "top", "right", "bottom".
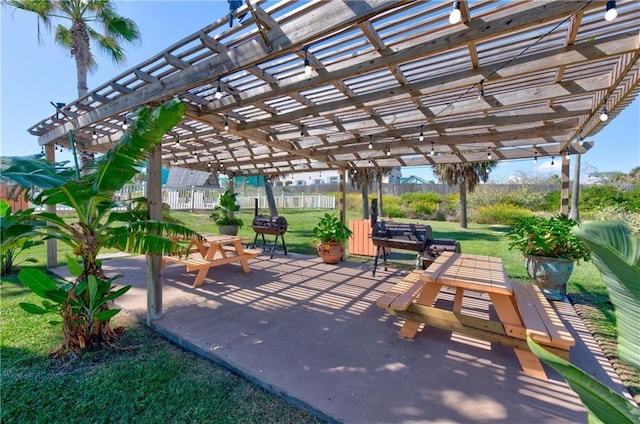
[{"left": 2, "top": 209, "right": 637, "bottom": 419}]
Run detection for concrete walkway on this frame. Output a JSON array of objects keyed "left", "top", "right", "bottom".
[{"left": 64, "top": 254, "right": 631, "bottom": 423}]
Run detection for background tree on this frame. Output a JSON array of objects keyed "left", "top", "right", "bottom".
[
  {"left": 433, "top": 161, "right": 497, "bottom": 228},
  {"left": 8, "top": 0, "right": 140, "bottom": 169}
]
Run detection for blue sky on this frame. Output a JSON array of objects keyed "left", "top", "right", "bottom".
[{"left": 2, "top": 1, "right": 638, "bottom": 182}]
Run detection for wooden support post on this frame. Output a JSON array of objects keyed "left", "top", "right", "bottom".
[
  {"left": 561, "top": 155, "right": 570, "bottom": 216},
  {"left": 146, "top": 144, "right": 163, "bottom": 323},
  {"left": 44, "top": 144, "right": 58, "bottom": 269}
]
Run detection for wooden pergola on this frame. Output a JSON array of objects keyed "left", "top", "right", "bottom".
[
  {"left": 28, "top": 0, "right": 640, "bottom": 319},
  {"left": 30, "top": 0, "right": 639, "bottom": 175}
]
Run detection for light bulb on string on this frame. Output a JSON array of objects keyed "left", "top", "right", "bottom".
[
  {"left": 368, "top": 136, "right": 373, "bottom": 150},
  {"left": 386, "top": 148, "right": 391, "bottom": 157},
  {"left": 224, "top": 115, "right": 229, "bottom": 131},
  {"left": 600, "top": 104, "right": 609, "bottom": 122},
  {"left": 303, "top": 47, "right": 313, "bottom": 75},
  {"left": 419, "top": 124, "right": 424, "bottom": 142},
  {"left": 449, "top": 1, "right": 462, "bottom": 24},
  {"left": 92, "top": 130, "right": 98, "bottom": 140},
  {"left": 487, "top": 148, "right": 492, "bottom": 160},
  {"left": 214, "top": 79, "right": 223, "bottom": 100},
  {"left": 122, "top": 116, "right": 128, "bottom": 130},
  {"left": 551, "top": 157, "right": 555, "bottom": 166},
  {"left": 565, "top": 149, "right": 570, "bottom": 160},
  {"left": 605, "top": 0, "right": 618, "bottom": 21},
  {"left": 579, "top": 136, "right": 584, "bottom": 146},
  {"left": 430, "top": 142, "right": 435, "bottom": 156},
  {"left": 478, "top": 79, "right": 485, "bottom": 99},
  {"left": 533, "top": 151, "right": 538, "bottom": 164}
]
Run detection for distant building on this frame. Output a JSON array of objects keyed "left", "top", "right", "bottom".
[
  {"left": 281, "top": 168, "right": 402, "bottom": 186},
  {"left": 400, "top": 175, "right": 429, "bottom": 184}
]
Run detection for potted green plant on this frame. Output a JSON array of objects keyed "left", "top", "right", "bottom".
[
  {"left": 312, "top": 212, "right": 353, "bottom": 264},
  {"left": 507, "top": 214, "right": 590, "bottom": 300},
  {"left": 210, "top": 190, "right": 244, "bottom": 235}
]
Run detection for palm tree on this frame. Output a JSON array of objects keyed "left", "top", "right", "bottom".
[
  {"left": 433, "top": 161, "right": 497, "bottom": 229},
  {"left": 8, "top": 0, "right": 140, "bottom": 168},
  {"left": 1, "top": 98, "right": 198, "bottom": 357},
  {"left": 348, "top": 168, "right": 376, "bottom": 219}
]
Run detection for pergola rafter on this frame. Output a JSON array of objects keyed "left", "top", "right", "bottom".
[{"left": 29, "top": 0, "right": 639, "bottom": 176}]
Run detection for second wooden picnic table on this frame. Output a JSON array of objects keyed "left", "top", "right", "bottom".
[{"left": 163, "top": 234, "right": 262, "bottom": 287}]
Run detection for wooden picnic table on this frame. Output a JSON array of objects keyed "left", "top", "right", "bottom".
[
  {"left": 162, "top": 234, "right": 262, "bottom": 287},
  {"left": 376, "top": 251, "right": 575, "bottom": 379}
]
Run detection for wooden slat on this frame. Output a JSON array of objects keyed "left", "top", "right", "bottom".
[{"left": 375, "top": 270, "right": 423, "bottom": 310}]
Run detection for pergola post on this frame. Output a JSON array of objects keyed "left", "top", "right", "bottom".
[
  {"left": 44, "top": 143, "right": 58, "bottom": 269},
  {"left": 569, "top": 154, "right": 581, "bottom": 220},
  {"left": 560, "top": 155, "right": 570, "bottom": 216},
  {"left": 146, "top": 144, "right": 163, "bottom": 323}
]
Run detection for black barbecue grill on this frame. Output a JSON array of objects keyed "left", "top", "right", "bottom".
[
  {"left": 369, "top": 200, "right": 460, "bottom": 276},
  {"left": 251, "top": 214, "right": 288, "bottom": 259}
]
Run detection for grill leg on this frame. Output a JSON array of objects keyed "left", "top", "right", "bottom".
[
  {"left": 372, "top": 246, "right": 380, "bottom": 276},
  {"left": 270, "top": 234, "right": 279, "bottom": 259},
  {"left": 252, "top": 232, "right": 259, "bottom": 248}
]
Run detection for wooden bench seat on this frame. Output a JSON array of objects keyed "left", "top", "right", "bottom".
[
  {"left": 376, "top": 270, "right": 424, "bottom": 311},
  {"left": 162, "top": 256, "right": 212, "bottom": 271},
  {"left": 511, "top": 281, "right": 575, "bottom": 359},
  {"left": 221, "top": 245, "right": 263, "bottom": 257}
]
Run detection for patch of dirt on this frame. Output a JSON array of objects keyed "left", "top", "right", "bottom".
[{"left": 569, "top": 294, "right": 640, "bottom": 405}]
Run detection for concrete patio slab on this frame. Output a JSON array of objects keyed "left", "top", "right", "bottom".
[{"left": 56, "top": 254, "right": 632, "bottom": 423}]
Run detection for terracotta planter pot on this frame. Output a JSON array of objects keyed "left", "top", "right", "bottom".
[
  {"left": 525, "top": 255, "right": 574, "bottom": 301},
  {"left": 317, "top": 242, "right": 344, "bottom": 264}
]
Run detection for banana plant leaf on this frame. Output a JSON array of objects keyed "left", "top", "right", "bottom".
[
  {"left": 573, "top": 221, "right": 640, "bottom": 369},
  {"left": 527, "top": 338, "right": 640, "bottom": 423}
]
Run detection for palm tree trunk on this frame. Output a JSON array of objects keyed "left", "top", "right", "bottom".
[
  {"left": 377, "top": 174, "right": 383, "bottom": 217},
  {"left": 72, "top": 22, "right": 93, "bottom": 173},
  {"left": 362, "top": 186, "right": 369, "bottom": 219},
  {"left": 459, "top": 181, "right": 468, "bottom": 229},
  {"left": 264, "top": 178, "right": 278, "bottom": 216},
  {"left": 569, "top": 154, "right": 581, "bottom": 220}
]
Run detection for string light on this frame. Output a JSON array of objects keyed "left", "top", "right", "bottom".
[
  {"left": 303, "top": 47, "right": 313, "bottom": 75},
  {"left": 533, "top": 151, "right": 538, "bottom": 164},
  {"left": 600, "top": 101, "right": 609, "bottom": 122},
  {"left": 565, "top": 149, "right": 570, "bottom": 160},
  {"left": 551, "top": 157, "right": 555, "bottom": 166},
  {"left": 175, "top": 135, "right": 180, "bottom": 146},
  {"left": 478, "top": 79, "right": 485, "bottom": 99},
  {"left": 605, "top": 0, "right": 618, "bottom": 21},
  {"left": 419, "top": 124, "right": 424, "bottom": 142},
  {"left": 579, "top": 136, "right": 585, "bottom": 146},
  {"left": 487, "top": 148, "right": 492, "bottom": 160},
  {"left": 386, "top": 147, "right": 391, "bottom": 157},
  {"left": 214, "top": 78, "right": 223, "bottom": 100},
  {"left": 449, "top": 1, "right": 462, "bottom": 24},
  {"left": 300, "top": 124, "right": 304, "bottom": 137},
  {"left": 92, "top": 130, "right": 98, "bottom": 140},
  {"left": 368, "top": 135, "right": 373, "bottom": 150},
  {"left": 224, "top": 115, "right": 229, "bottom": 131},
  {"left": 430, "top": 142, "right": 435, "bottom": 156},
  {"left": 122, "top": 116, "right": 128, "bottom": 130}
]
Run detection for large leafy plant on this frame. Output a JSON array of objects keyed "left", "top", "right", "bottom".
[
  {"left": 507, "top": 215, "right": 590, "bottom": 262},
  {"left": 573, "top": 221, "right": 640, "bottom": 369},
  {"left": 0, "top": 200, "right": 43, "bottom": 274},
  {"left": 528, "top": 338, "right": 639, "bottom": 424},
  {"left": 312, "top": 212, "right": 352, "bottom": 244},
  {"left": 0, "top": 98, "right": 199, "bottom": 357},
  {"left": 210, "top": 190, "right": 244, "bottom": 227}
]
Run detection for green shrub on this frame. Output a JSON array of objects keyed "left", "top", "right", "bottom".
[
  {"left": 400, "top": 191, "right": 442, "bottom": 204},
  {"left": 580, "top": 185, "right": 627, "bottom": 213},
  {"left": 475, "top": 203, "right": 532, "bottom": 225},
  {"left": 408, "top": 199, "right": 438, "bottom": 217},
  {"left": 543, "top": 190, "right": 561, "bottom": 212},
  {"left": 384, "top": 204, "right": 405, "bottom": 218}
]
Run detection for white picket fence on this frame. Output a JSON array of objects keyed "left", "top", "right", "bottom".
[{"left": 44, "top": 185, "right": 335, "bottom": 212}]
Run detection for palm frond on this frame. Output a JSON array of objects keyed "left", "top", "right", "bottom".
[
  {"left": 88, "top": 98, "right": 185, "bottom": 195},
  {"left": 87, "top": 27, "right": 125, "bottom": 64},
  {"left": 54, "top": 24, "right": 71, "bottom": 48}
]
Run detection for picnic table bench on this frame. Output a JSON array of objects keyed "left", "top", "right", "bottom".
[
  {"left": 162, "top": 234, "right": 262, "bottom": 287},
  {"left": 376, "top": 252, "right": 575, "bottom": 379}
]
